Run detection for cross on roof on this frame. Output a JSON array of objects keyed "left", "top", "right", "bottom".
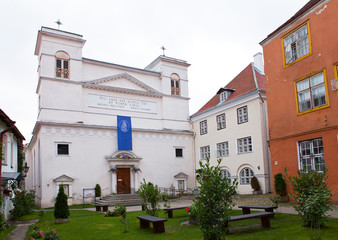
[
  {"left": 161, "top": 46, "right": 166, "bottom": 56},
  {"left": 55, "top": 19, "right": 63, "bottom": 30}
]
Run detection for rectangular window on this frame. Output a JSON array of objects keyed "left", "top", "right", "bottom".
[
  {"left": 283, "top": 22, "right": 311, "bottom": 66},
  {"left": 175, "top": 148, "right": 183, "bottom": 157},
  {"left": 217, "top": 142, "right": 229, "bottom": 157},
  {"left": 200, "top": 120, "right": 207, "bottom": 135},
  {"left": 237, "top": 137, "right": 252, "bottom": 154},
  {"left": 237, "top": 106, "right": 248, "bottom": 124},
  {"left": 298, "top": 138, "right": 325, "bottom": 172},
  {"left": 56, "top": 59, "right": 69, "bottom": 79},
  {"left": 216, "top": 114, "right": 226, "bottom": 130},
  {"left": 296, "top": 70, "right": 328, "bottom": 114},
  {"left": 2, "top": 135, "right": 7, "bottom": 165},
  {"left": 200, "top": 145, "right": 210, "bottom": 160},
  {"left": 57, "top": 144, "right": 69, "bottom": 155}
]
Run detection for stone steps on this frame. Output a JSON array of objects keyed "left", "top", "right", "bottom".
[{"left": 95, "top": 194, "right": 142, "bottom": 206}]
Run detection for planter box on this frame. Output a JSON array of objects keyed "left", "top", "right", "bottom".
[
  {"left": 252, "top": 190, "right": 262, "bottom": 195},
  {"left": 55, "top": 218, "right": 69, "bottom": 224}
]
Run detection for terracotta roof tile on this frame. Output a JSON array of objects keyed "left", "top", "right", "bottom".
[{"left": 192, "top": 64, "right": 265, "bottom": 116}]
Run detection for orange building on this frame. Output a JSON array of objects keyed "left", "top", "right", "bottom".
[{"left": 260, "top": 0, "right": 338, "bottom": 202}]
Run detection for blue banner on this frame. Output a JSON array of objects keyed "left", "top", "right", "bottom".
[{"left": 117, "top": 115, "right": 132, "bottom": 151}]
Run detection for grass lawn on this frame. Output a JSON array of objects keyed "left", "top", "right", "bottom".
[{"left": 23, "top": 209, "right": 338, "bottom": 240}]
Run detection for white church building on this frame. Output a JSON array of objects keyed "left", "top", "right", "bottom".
[{"left": 25, "top": 27, "right": 194, "bottom": 208}]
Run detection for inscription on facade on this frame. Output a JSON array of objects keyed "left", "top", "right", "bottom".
[{"left": 88, "top": 94, "right": 157, "bottom": 114}]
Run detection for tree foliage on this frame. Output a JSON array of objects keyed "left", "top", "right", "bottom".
[
  {"left": 95, "top": 184, "right": 101, "bottom": 197},
  {"left": 250, "top": 176, "right": 261, "bottom": 191},
  {"left": 10, "top": 190, "right": 35, "bottom": 220},
  {"left": 54, "top": 185, "right": 69, "bottom": 219},
  {"left": 286, "top": 168, "right": 332, "bottom": 228},
  {"left": 138, "top": 179, "right": 162, "bottom": 216},
  {"left": 274, "top": 173, "right": 286, "bottom": 196},
  {"left": 194, "top": 158, "right": 238, "bottom": 240}
]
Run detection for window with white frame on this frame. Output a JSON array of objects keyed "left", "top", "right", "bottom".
[
  {"left": 2, "top": 135, "right": 8, "bottom": 165},
  {"left": 221, "top": 169, "right": 231, "bottom": 184},
  {"left": 200, "top": 120, "right": 207, "bottom": 135},
  {"left": 57, "top": 143, "right": 69, "bottom": 155},
  {"left": 217, "top": 142, "right": 229, "bottom": 157},
  {"left": 296, "top": 71, "right": 328, "bottom": 113},
  {"left": 55, "top": 51, "right": 70, "bottom": 79},
  {"left": 237, "top": 106, "right": 248, "bottom": 124},
  {"left": 175, "top": 148, "right": 183, "bottom": 158},
  {"left": 240, "top": 167, "right": 254, "bottom": 184},
  {"left": 216, "top": 114, "right": 226, "bottom": 130},
  {"left": 220, "top": 91, "right": 230, "bottom": 102},
  {"left": 200, "top": 145, "right": 210, "bottom": 160},
  {"left": 298, "top": 138, "right": 325, "bottom": 172},
  {"left": 237, "top": 137, "right": 252, "bottom": 154},
  {"left": 283, "top": 22, "right": 310, "bottom": 66}
]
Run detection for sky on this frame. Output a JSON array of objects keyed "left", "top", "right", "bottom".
[{"left": 0, "top": 0, "right": 309, "bottom": 142}]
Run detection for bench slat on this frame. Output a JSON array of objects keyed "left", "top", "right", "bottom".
[
  {"left": 238, "top": 205, "right": 277, "bottom": 209},
  {"left": 137, "top": 215, "right": 167, "bottom": 222},
  {"left": 229, "top": 212, "right": 274, "bottom": 222}
]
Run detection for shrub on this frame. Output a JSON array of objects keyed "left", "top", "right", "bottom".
[
  {"left": 194, "top": 158, "right": 238, "bottom": 240},
  {"left": 250, "top": 176, "right": 261, "bottom": 191},
  {"left": 138, "top": 179, "right": 162, "bottom": 216},
  {"left": 95, "top": 184, "right": 101, "bottom": 197},
  {"left": 286, "top": 168, "right": 332, "bottom": 228},
  {"left": 10, "top": 190, "right": 35, "bottom": 220},
  {"left": 54, "top": 185, "right": 69, "bottom": 219},
  {"left": 274, "top": 173, "right": 286, "bottom": 196}
]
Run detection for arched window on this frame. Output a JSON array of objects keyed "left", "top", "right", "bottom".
[
  {"left": 170, "top": 73, "right": 180, "bottom": 96},
  {"left": 240, "top": 167, "right": 254, "bottom": 184},
  {"left": 55, "top": 51, "right": 70, "bottom": 79},
  {"left": 221, "top": 169, "right": 231, "bottom": 184}
]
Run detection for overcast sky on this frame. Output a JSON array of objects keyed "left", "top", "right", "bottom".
[{"left": 1, "top": 0, "right": 309, "bottom": 142}]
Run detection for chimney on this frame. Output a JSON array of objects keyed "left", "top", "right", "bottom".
[{"left": 253, "top": 52, "right": 264, "bottom": 74}]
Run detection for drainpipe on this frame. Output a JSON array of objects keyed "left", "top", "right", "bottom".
[
  {"left": 0, "top": 122, "right": 16, "bottom": 182},
  {"left": 251, "top": 63, "right": 272, "bottom": 193}
]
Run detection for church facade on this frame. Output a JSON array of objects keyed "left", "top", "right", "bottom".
[{"left": 25, "top": 27, "right": 194, "bottom": 208}]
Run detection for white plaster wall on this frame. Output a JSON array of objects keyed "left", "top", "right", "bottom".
[{"left": 192, "top": 95, "right": 268, "bottom": 194}]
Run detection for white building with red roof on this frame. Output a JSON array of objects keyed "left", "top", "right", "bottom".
[{"left": 191, "top": 54, "right": 272, "bottom": 194}]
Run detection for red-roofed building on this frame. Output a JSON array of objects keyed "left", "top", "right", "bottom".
[
  {"left": 191, "top": 54, "right": 272, "bottom": 194},
  {"left": 260, "top": 0, "right": 338, "bottom": 202}
]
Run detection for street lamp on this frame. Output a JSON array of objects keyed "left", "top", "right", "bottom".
[{"left": 23, "top": 162, "right": 29, "bottom": 178}]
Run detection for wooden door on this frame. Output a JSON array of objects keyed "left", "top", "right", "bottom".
[{"left": 116, "top": 168, "right": 131, "bottom": 194}]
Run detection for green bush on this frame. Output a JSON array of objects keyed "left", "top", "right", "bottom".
[
  {"left": 194, "top": 158, "right": 238, "bottom": 240},
  {"left": 286, "top": 168, "right": 332, "bottom": 228},
  {"left": 95, "top": 184, "right": 101, "bottom": 197},
  {"left": 250, "top": 176, "right": 261, "bottom": 191},
  {"left": 54, "top": 185, "right": 69, "bottom": 219},
  {"left": 138, "top": 179, "right": 161, "bottom": 216},
  {"left": 10, "top": 190, "right": 35, "bottom": 220},
  {"left": 274, "top": 173, "right": 286, "bottom": 196}
]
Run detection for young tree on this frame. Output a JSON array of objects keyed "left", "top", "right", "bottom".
[
  {"left": 286, "top": 168, "right": 332, "bottom": 230},
  {"left": 54, "top": 185, "right": 69, "bottom": 219},
  {"left": 138, "top": 179, "right": 161, "bottom": 216},
  {"left": 95, "top": 184, "right": 101, "bottom": 197},
  {"left": 194, "top": 158, "right": 238, "bottom": 240},
  {"left": 274, "top": 173, "right": 286, "bottom": 196}
]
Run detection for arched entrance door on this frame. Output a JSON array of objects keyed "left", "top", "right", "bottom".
[{"left": 116, "top": 168, "right": 131, "bottom": 194}]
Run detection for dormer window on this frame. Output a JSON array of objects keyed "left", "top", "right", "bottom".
[
  {"left": 217, "top": 88, "right": 234, "bottom": 103},
  {"left": 170, "top": 73, "right": 180, "bottom": 96},
  {"left": 55, "top": 51, "right": 70, "bottom": 79}
]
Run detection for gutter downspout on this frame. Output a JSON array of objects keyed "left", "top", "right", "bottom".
[
  {"left": 251, "top": 63, "right": 272, "bottom": 193},
  {"left": 0, "top": 122, "right": 16, "bottom": 182}
]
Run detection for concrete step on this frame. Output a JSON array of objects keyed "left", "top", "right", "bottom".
[{"left": 96, "top": 194, "right": 142, "bottom": 206}]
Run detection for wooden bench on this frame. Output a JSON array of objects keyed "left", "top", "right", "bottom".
[
  {"left": 137, "top": 215, "right": 167, "bottom": 233},
  {"left": 225, "top": 212, "right": 274, "bottom": 234},
  {"left": 95, "top": 205, "right": 108, "bottom": 212},
  {"left": 164, "top": 206, "right": 189, "bottom": 218},
  {"left": 238, "top": 205, "right": 277, "bottom": 215}
]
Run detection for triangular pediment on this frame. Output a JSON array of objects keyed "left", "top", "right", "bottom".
[
  {"left": 83, "top": 73, "right": 162, "bottom": 98},
  {"left": 53, "top": 174, "right": 74, "bottom": 182},
  {"left": 174, "top": 172, "right": 189, "bottom": 179}
]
